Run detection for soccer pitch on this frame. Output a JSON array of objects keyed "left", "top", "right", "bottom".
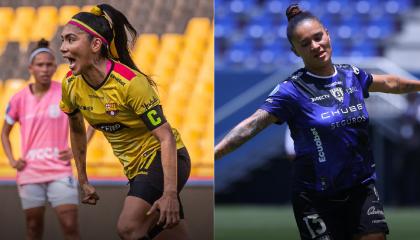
[{"left": 215, "top": 205, "right": 420, "bottom": 240}]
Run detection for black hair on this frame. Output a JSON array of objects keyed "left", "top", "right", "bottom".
[
  {"left": 29, "top": 38, "right": 55, "bottom": 63},
  {"left": 34, "top": 38, "right": 50, "bottom": 49},
  {"left": 71, "top": 4, "right": 156, "bottom": 87},
  {"left": 286, "top": 4, "right": 323, "bottom": 46}
]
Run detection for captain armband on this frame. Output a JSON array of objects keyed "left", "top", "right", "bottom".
[{"left": 139, "top": 105, "right": 167, "bottom": 130}]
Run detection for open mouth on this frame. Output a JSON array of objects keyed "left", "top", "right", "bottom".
[
  {"left": 64, "top": 56, "right": 76, "bottom": 70},
  {"left": 314, "top": 52, "right": 326, "bottom": 59}
]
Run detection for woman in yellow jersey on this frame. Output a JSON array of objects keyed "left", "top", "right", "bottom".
[{"left": 59, "top": 4, "right": 191, "bottom": 240}]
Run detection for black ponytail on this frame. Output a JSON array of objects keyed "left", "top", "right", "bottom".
[{"left": 97, "top": 4, "right": 156, "bottom": 87}]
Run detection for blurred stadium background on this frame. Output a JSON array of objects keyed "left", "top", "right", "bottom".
[
  {"left": 215, "top": 0, "right": 420, "bottom": 239},
  {"left": 0, "top": 0, "right": 213, "bottom": 239}
]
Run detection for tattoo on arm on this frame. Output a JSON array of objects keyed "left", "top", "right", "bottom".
[
  {"left": 373, "top": 75, "right": 419, "bottom": 94},
  {"left": 215, "top": 109, "right": 276, "bottom": 159}
]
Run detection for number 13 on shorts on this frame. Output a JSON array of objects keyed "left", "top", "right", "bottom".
[{"left": 303, "top": 214, "right": 328, "bottom": 239}]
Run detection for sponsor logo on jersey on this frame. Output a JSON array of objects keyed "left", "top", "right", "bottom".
[
  {"left": 105, "top": 102, "right": 119, "bottom": 116},
  {"left": 367, "top": 206, "right": 384, "bottom": 216},
  {"left": 48, "top": 104, "right": 61, "bottom": 118},
  {"left": 26, "top": 147, "right": 59, "bottom": 160},
  {"left": 291, "top": 71, "right": 303, "bottom": 80},
  {"left": 345, "top": 86, "right": 359, "bottom": 94},
  {"left": 111, "top": 74, "right": 126, "bottom": 86},
  {"left": 88, "top": 94, "right": 104, "bottom": 99},
  {"left": 78, "top": 105, "right": 93, "bottom": 111},
  {"left": 311, "top": 128, "right": 326, "bottom": 163},
  {"left": 141, "top": 96, "right": 159, "bottom": 112},
  {"left": 329, "top": 87, "right": 344, "bottom": 102},
  {"left": 330, "top": 116, "right": 367, "bottom": 129},
  {"left": 266, "top": 98, "right": 274, "bottom": 103},
  {"left": 311, "top": 94, "right": 330, "bottom": 102},
  {"left": 324, "top": 81, "right": 342, "bottom": 88},
  {"left": 94, "top": 122, "right": 128, "bottom": 133},
  {"left": 351, "top": 65, "right": 360, "bottom": 74},
  {"left": 321, "top": 103, "right": 364, "bottom": 119}
]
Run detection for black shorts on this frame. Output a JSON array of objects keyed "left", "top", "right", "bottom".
[
  {"left": 292, "top": 183, "right": 389, "bottom": 240},
  {"left": 127, "top": 147, "right": 191, "bottom": 219}
]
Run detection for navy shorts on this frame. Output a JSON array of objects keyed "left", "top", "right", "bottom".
[
  {"left": 292, "top": 183, "right": 389, "bottom": 240},
  {"left": 127, "top": 147, "right": 191, "bottom": 219}
]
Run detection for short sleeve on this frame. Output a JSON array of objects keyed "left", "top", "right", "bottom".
[
  {"left": 59, "top": 76, "right": 78, "bottom": 115},
  {"left": 127, "top": 75, "right": 167, "bottom": 130},
  {"left": 5, "top": 96, "right": 19, "bottom": 125},
  {"left": 351, "top": 65, "right": 373, "bottom": 98},
  {"left": 126, "top": 75, "right": 160, "bottom": 115},
  {"left": 259, "top": 82, "right": 296, "bottom": 124}
]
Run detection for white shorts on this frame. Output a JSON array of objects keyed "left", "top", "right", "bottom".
[{"left": 18, "top": 176, "right": 79, "bottom": 210}]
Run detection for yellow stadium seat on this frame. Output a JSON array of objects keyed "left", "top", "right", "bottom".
[
  {"left": 0, "top": 79, "right": 27, "bottom": 116},
  {"left": 133, "top": 34, "right": 160, "bottom": 75},
  {"left": 0, "top": 7, "right": 14, "bottom": 40},
  {"left": 80, "top": 5, "right": 95, "bottom": 13},
  {"left": 135, "top": 34, "right": 159, "bottom": 52},
  {"left": 0, "top": 7, "right": 14, "bottom": 24},
  {"left": 9, "top": 7, "right": 36, "bottom": 49},
  {"left": 185, "top": 18, "right": 211, "bottom": 41},
  {"left": 31, "top": 6, "right": 58, "bottom": 41},
  {"left": 37, "top": 6, "right": 58, "bottom": 21},
  {"left": 160, "top": 34, "right": 184, "bottom": 59},
  {"left": 3, "top": 78, "right": 27, "bottom": 98},
  {"left": 59, "top": 5, "right": 80, "bottom": 25}
]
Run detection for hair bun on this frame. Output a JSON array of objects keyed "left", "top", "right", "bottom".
[
  {"left": 286, "top": 4, "right": 302, "bottom": 21},
  {"left": 37, "top": 38, "right": 49, "bottom": 48}
]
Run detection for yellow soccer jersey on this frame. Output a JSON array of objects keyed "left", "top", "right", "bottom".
[{"left": 60, "top": 61, "right": 185, "bottom": 179}]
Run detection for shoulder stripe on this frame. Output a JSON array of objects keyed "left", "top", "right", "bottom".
[
  {"left": 113, "top": 62, "right": 136, "bottom": 81},
  {"left": 66, "top": 70, "right": 73, "bottom": 78}
]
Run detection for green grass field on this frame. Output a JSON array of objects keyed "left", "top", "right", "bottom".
[{"left": 215, "top": 205, "right": 420, "bottom": 240}]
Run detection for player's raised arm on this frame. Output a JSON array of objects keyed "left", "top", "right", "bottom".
[
  {"left": 215, "top": 109, "right": 278, "bottom": 160},
  {"left": 370, "top": 74, "right": 420, "bottom": 94}
]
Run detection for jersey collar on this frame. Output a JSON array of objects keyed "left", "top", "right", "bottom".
[
  {"left": 81, "top": 60, "right": 115, "bottom": 91},
  {"left": 306, "top": 66, "right": 337, "bottom": 79}
]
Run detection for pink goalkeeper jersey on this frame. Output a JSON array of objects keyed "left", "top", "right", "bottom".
[{"left": 6, "top": 81, "right": 73, "bottom": 185}]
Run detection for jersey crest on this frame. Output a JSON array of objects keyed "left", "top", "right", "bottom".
[
  {"left": 105, "top": 102, "right": 119, "bottom": 116},
  {"left": 329, "top": 87, "right": 344, "bottom": 103}
]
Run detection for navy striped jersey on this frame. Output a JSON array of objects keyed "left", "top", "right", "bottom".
[{"left": 260, "top": 64, "right": 375, "bottom": 195}]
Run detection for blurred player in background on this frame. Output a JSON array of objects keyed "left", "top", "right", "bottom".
[
  {"left": 215, "top": 4, "right": 420, "bottom": 240},
  {"left": 59, "top": 4, "right": 191, "bottom": 240},
  {"left": 1, "top": 39, "right": 83, "bottom": 240}
]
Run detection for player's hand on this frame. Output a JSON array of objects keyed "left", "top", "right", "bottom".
[
  {"left": 10, "top": 159, "right": 26, "bottom": 171},
  {"left": 147, "top": 191, "right": 180, "bottom": 229},
  {"left": 59, "top": 148, "right": 73, "bottom": 161},
  {"left": 80, "top": 183, "right": 99, "bottom": 205}
]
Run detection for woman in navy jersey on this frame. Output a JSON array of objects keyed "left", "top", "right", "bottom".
[{"left": 215, "top": 4, "right": 420, "bottom": 240}]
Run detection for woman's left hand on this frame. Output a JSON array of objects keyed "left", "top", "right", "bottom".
[
  {"left": 59, "top": 148, "right": 74, "bottom": 161},
  {"left": 147, "top": 191, "right": 180, "bottom": 229}
]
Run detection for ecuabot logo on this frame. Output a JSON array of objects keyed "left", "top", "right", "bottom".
[{"left": 311, "top": 128, "right": 326, "bottom": 163}]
